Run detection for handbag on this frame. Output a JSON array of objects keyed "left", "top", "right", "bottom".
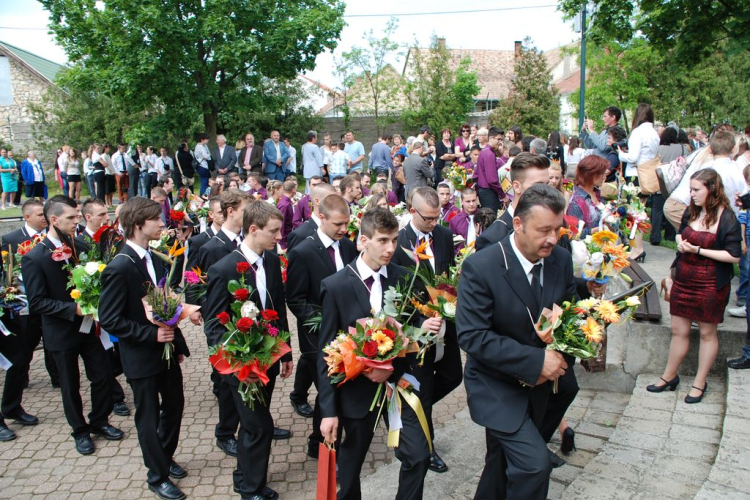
[
  {"left": 316, "top": 442, "right": 337, "bottom": 500},
  {"left": 395, "top": 166, "right": 406, "bottom": 185},
  {"left": 174, "top": 153, "right": 190, "bottom": 186},
  {"left": 636, "top": 155, "right": 662, "bottom": 195},
  {"left": 656, "top": 145, "right": 687, "bottom": 196}
]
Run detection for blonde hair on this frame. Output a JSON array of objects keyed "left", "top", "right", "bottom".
[{"left": 548, "top": 162, "right": 565, "bottom": 194}]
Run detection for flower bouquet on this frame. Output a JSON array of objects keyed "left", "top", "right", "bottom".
[
  {"left": 143, "top": 241, "right": 197, "bottom": 367},
  {"left": 443, "top": 164, "right": 475, "bottom": 192},
  {"left": 347, "top": 204, "right": 364, "bottom": 241},
  {"left": 67, "top": 261, "right": 106, "bottom": 320},
  {"left": 279, "top": 255, "right": 288, "bottom": 284},
  {"left": 571, "top": 230, "right": 631, "bottom": 284},
  {"left": 207, "top": 261, "right": 291, "bottom": 408},
  {"left": 534, "top": 294, "right": 642, "bottom": 389},
  {"left": 0, "top": 248, "right": 27, "bottom": 318},
  {"left": 183, "top": 266, "right": 207, "bottom": 302}
]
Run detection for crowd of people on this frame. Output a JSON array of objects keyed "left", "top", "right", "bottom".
[{"left": 1, "top": 110, "right": 750, "bottom": 500}]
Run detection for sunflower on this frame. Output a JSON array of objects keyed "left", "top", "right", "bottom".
[
  {"left": 581, "top": 317, "right": 603, "bottom": 343},
  {"left": 370, "top": 330, "right": 395, "bottom": 355},
  {"left": 591, "top": 229, "right": 619, "bottom": 247},
  {"left": 595, "top": 300, "right": 620, "bottom": 323}
]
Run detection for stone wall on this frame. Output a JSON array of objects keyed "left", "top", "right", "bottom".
[
  {"left": 321, "top": 116, "right": 408, "bottom": 153},
  {"left": 0, "top": 56, "right": 52, "bottom": 160}
]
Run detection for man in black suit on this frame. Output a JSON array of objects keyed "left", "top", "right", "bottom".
[
  {"left": 287, "top": 194, "right": 357, "bottom": 453},
  {"left": 457, "top": 185, "right": 575, "bottom": 500},
  {"left": 74, "top": 198, "right": 131, "bottom": 418},
  {"left": 0, "top": 199, "right": 49, "bottom": 437},
  {"left": 203, "top": 201, "right": 293, "bottom": 500},
  {"left": 184, "top": 195, "right": 223, "bottom": 274},
  {"left": 214, "top": 134, "right": 238, "bottom": 177},
  {"left": 237, "top": 133, "right": 264, "bottom": 175},
  {"left": 99, "top": 197, "right": 192, "bottom": 500},
  {"left": 286, "top": 183, "right": 335, "bottom": 252},
  {"left": 318, "top": 208, "right": 442, "bottom": 500},
  {"left": 476, "top": 153, "right": 552, "bottom": 252},
  {"left": 391, "top": 187, "right": 460, "bottom": 474},
  {"left": 22, "top": 195, "right": 123, "bottom": 455}
]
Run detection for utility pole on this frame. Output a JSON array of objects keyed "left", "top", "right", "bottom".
[{"left": 578, "top": 2, "right": 587, "bottom": 132}]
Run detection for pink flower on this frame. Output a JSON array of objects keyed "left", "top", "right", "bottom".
[
  {"left": 267, "top": 326, "right": 279, "bottom": 338},
  {"left": 184, "top": 271, "right": 200, "bottom": 285}
]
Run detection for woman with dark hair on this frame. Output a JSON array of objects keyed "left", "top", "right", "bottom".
[
  {"left": 454, "top": 124, "right": 473, "bottom": 164},
  {"left": 507, "top": 125, "right": 523, "bottom": 148},
  {"left": 604, "top": 125, "right": 627, "bottom": 182},
  {"left": 646, "top": 127, "right": 688, "bottom": 245},
  {"left": 193, "top": 133, "right": 212, "bottom": 195},
  {"left": 435, "top": 128, "right": 456, "bottom": 185},
  {"left": 546, "top": 131, "right": 566, "bottom": 171},
  {"left": 174, "top": 142, "right": 196, "bottom": 192},
  {"left": 648, "top": 169, "right": 741, "bottom": 403},
  {"left": 566, "top": 155, "right": 610, "bottom": 237},
  {"left": 618, "top": 103, "right": 660, "bottom": 179}
]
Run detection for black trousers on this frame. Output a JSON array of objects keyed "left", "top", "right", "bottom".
[
  {"left": 129, "top": 364, "right": 184, "bottom": 485},
  {"left": 232, "top": 376, "right": 276, "bottom": 498},
  {"left": 430, "top": 326, "right": 463, "bottom": 434},
  {"left": 108, "top": 343, "right": 126, "bottom": 404},
  {"left": 537, "top": 359, "right": 579, "bottom": 443},
  {"left": 0, "top": 312, "right": 38, "bottom": 416},
  {"left": 50, "top": 334, "right": 113, "bottom": 438},
  {"left": 290, "top": 329, "right": 316, "bottom": 405},
  {"left": 474, "top": 414, "right": 552, "bottom": 500},
  {"left": 478, "top": 188, "right": 501, "bottom": 214},
  {"left": 93, "top": 171, "right": 106, "bottom": 201},
  {"left": 215, "top": 374, "right": 240, "bottom": 440},
  {"left": 338, "top": 399, "right": 431, "bottom": 500}
]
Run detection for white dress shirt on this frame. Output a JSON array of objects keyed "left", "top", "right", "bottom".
[
  {"left": 409, "top": 220, "right": 435, "bottom": 271},
  {"left": 510, "top": 232, "right": 543, "bottom": 287},
  {"left": 618, "top": 122, "right": 660, "bottom": 177},
  {"left": 127, "top": 240, "right": 157, "bottom": 284},
  {"left": 317, "top": 228, "right": 344, "bottom": 271},
  {"left": 240, "top": 245, "right": 267, "bottom": 309},
  {"left": 355, "top": 256, "right": 388, "bottom": 314}
]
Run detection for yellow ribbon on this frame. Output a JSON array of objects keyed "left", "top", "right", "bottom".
[{"left": 386, "top": 386, "right": 433, "bottom": 454}]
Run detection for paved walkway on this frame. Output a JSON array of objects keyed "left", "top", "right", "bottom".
[{"left": 0, "top": 320, "right": 466, "bottom": 500}]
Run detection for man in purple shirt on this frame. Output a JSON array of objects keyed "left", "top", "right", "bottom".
[
  {"left": 293, "top": 175, "right": 323, "bottom": 229},
  {"left": 277, "top": 179, "right": 296, "bottom": 250},
  {"left": 437, "top": 183, "right": 460, "bottom": 223},
  {"left": 475, "top": 128, "right": 504, "bottom": 213},
  {"left": 448, "top": 187, "right": 479, "bottom": 253},
  {"left": 245, "top": 172, "right": 268, "bottom": 200}
]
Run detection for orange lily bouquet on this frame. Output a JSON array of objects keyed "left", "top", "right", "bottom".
[
  {"left": 208, "top": 262, "right": 291, "bottom": 409},
  {"left": 534, "top": 295, "right": 641, "bottom": 391}
]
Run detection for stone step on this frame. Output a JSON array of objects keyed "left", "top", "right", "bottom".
[
  {"left": 694, "top": 363, "right": 750, "bottom": 499},
  {"left": 561, "top": 374, "right": 725, "bottom": 500}
]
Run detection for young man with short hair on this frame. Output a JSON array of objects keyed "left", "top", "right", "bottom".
[
  {"left": 292, "top": 175, "right": 323, "bottom": 228},
  {"left": 23, "top": 195, "right": 122, "bottom": 455},
  {"left": 449, "top": 187, "right": 480, "bottom": 251},
  {"left": 287, "top": 183, "right": 336, "bottom": 252},
  {"left": 203, "top": 201, "right": 293, "bottom": 500},
  {"left": 246, "top": 173, "right": 268, "bottom": 200},
  {"left": 437, "top": 183, "right": 459, "bottom": 223},
  {"left": 339, "top": 174, "right": 362, "bottom": 207},
  {"left": 277, "top": 180, "right": 296, "bottom": 250}
]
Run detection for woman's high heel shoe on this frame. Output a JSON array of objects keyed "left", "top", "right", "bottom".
[
  {"left": 660, "top": 278, "right": 671, "bottom": 302},
  {"left": 635, "top": 251, "right": 647, "bottom": 263},
  {"left": 685, "top": 383, "right": 707, "bottom": 404},
  {"left": 560, "top": 427, "right": 576, "bottom": 455},
  {"left": 647, "top": 375, "right": 680, "bottom": 393}
]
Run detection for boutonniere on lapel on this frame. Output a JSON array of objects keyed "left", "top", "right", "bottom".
[{"left": 51, "top": 244, "right": 73, "bottom": 262}]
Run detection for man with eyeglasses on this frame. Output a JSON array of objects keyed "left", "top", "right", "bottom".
[{"left": 580, "top": 106, "right": 622, "bottom": 158}]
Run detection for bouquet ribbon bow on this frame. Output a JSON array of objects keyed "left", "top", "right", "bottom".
[{"left": 385, "top": 374, "right": 432, "bottom": 453}]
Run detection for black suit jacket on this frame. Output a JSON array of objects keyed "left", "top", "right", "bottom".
[
  {"left": 1, "top": 226, "right": 43, "bottom": 254},
  {"left": 195, "top": 229, "right": 236, "bottom": 281},
  {"left": 185, "top": 225, "right": 216, "bottom": 273},
  {"left": 317, "top": 263, "right": 413, "bottom": 420},
  {"left": 99, "top": 244, "right": 189, "bottom": 379},
  {"left": 287, "top": 233, "right": 357, "bottom": 352},
  {"left": 286, "top": 217, "right": 318, "bottom": 253},
  {"left": 21, "top": 237, "right": 90, "bottom": 352},
  {"left": 456, "top": 237, "right": 576, "bottom": 434},
  {"left": 203, "top": 249, "right": 291, "bottom": 384},
  {"left": 237, "top": 145, "right": 263, "bottom": 172},
  {"left": 392, "top": 223, "right": 455, "bottom": 275}
]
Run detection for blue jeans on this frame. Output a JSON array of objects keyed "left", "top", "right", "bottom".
[
  {"left": 745, "top": 301, "right": 750, "bottom": 359},
  {"left": 738, "top": 249, "right": 750, "bottom": 302},
  {"left": 139, "top": 171, "right": 150, "bottom": 197},
  {"left": 60, "top": 171, "right": 68, "bottom": 196},
  {"left": 86, "top": 174, "right": 95, "bottom": 198},
  {"left": 197, "top": 166, "right": 210, "bottom": 195},
  {"left": 266, "top": 168, "right": 285, "bottom": 181}
]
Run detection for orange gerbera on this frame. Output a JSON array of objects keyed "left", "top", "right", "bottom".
[
  {"left": 592, "top": 229, "right": 619, "bottom": 247},
  {"left": 595, "top": 300, "right": 620, "bottom": 323},
  {"left": 581, "top": 317, "right": 603, "bottom": 343}
]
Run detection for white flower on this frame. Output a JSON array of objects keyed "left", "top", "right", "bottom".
[
  {"left": 84, "top": 261, "right": 100, "bottom": 275},
  {"left": 189, "top": 200, "right": 201, "bottom": 212},
  {"left": 578, "top": 297, "right": 598, "bottom": 311},
  {"left": 442, "top": 301, "right": 457, "bottom": 318},
  {"left": 240, "top": 301, "right": 259, "bottom": 319},
  {"left": 625, "top": 296, "right": 641, "bottom": 307},
  {"left": 173, "top": 201, "right": 185, "bottom": 212}
]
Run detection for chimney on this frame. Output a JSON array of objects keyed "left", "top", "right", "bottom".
[
  {"left": 514, "top": 40, "right": 522, "bottom": 59},
  {"left": 438, "top": 38, "right": 446, "bottom": 51}
]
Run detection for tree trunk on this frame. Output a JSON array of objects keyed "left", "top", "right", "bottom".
[{"left": 203, "top": 107, "right": 218, "bottom": 148}]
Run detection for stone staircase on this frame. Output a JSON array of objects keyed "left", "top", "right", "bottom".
[{"left": 561, "top": 374, "right": 724, "bottom": 500}]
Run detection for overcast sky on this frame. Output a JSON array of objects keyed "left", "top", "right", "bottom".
[{"left": 0, "top": 0, "right": 579, "bottom": 89}]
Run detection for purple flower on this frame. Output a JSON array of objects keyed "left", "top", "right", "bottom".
[{"left": 158, "top": 277, "right": 167, "bottom": 289}]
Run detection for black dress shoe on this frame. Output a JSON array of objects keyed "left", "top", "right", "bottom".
[
  {"left": 168, "top": 461, "right": 187, "bottom": 479},
  {"left": 216, "top": 437, "right": 238, "bottom": 457},
  {"left": 647, "top": 375, "right": 680, "bottom": 393},
  {"left": 7, "top": 411, "right": 39, "bottom": 426},
  {"left": 233, "top": 485, "right": 278, "bottom": 499},
  {"left": 91, "top": 425, "right": 124, "bottom": 440},
  {"left": 548, "top": 449, "right": 566, "bottom": 468},
  {"left": 291, "top": 400, "right": 314, "bottom": 418},
  {"left": 428, "top": 451, "right": 448, "bottom": 473},
  {"left": 113, "top": 402, "right": 131, "bottom": 417},
  {"left": 560, "top": 427, "right": 577, "bottom": 455},
  {"left": 728, "top": 357, "right": 750, "bottom": 369},
  {"left": 74, "top": 435, "right": 95, "bottom": 455},
  {"left": 148, "top": 480, "right": 186, "bottom": 500},
  {"left": 0, "top": 423, "right": 17, "bottom": 442},
  {"left": 272, "top": 427, "right": 291, "bottom": 440},
  {"left": 685, "top": 383, "right": 707, "bottom": 404}
]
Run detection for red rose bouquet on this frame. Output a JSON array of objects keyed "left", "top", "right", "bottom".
[{"left": 208, "top": 261, "right": 291, "bottom": 408}]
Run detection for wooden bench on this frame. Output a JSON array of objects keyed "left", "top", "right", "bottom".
[{"left": 622, "top": 260, "right": 661, "bottom": 321}]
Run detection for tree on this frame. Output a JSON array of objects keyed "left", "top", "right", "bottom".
[
  {"left": 40, "top": 0, "right": 345, "bottom": 140},
  {"left": 489, "top": 38, "right": 560, "bottom": 137},
  {"left": 336, "top": 18, "right": 405, "bottom": 136},
  {"left": 401, "top": 36, "right": 480, "bottom": 136},
  {"left": 558, "top": 0, "right": 750, "bottom": 61}
]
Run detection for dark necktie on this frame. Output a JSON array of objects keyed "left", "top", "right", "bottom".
[
  {"left": 530, "top": 263, "right": 543, "bottom": 305},
  {"left": 363, "top": 276, "right": 374, "bottom": 292},
  {"left": 141, "top": 255, "right": 151, "bottom": 282},
  {"left": 327, "top": 245, "right": 337, "bottom": 267},
  {"left": 251, "top": 262, "right": 258, "bottom": 272}
]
